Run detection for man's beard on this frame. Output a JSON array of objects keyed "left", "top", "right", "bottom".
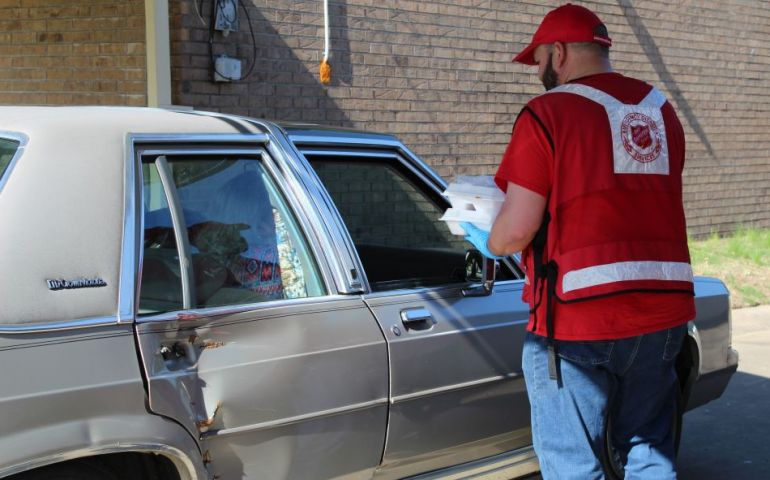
[{"left": 542, "top": 55, "right": 559, "bottom": 91}]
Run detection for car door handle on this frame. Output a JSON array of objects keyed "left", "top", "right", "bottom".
[{"left": 400, "top": 308, "right": 436, "bottom": 331}]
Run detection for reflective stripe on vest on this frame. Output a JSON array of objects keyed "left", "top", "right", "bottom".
[
  {"left": 562, "top": 260, "right": 694, "bottom": 294},
  {"left": 545, "top": 84, "right": 670, "bottom": 175}
]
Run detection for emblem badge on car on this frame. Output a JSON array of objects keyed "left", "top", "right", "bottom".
[{"left": 46, "top": 278, "right": 108, "bottom": 291}]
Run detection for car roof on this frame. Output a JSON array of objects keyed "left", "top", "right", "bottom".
[
  {"left": 0, "top": 106, "right": 274, "bottom": 139},
  {"left": 0, "top": 106, "right": 397, "bottom": 142}
]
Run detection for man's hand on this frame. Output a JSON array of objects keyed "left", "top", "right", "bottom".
[{"left": 460, "top": 222, "right": 504, "bottom": 259}]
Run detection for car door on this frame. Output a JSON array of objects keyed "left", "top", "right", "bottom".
[
  {"left": 296, "top": 140, "right": 533, "bottom": 479},
  {"left": 131, "top": 137, "right": 389, "bottom": 480}
]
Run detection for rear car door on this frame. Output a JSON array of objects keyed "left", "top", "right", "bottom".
[
  {"left": 131, "top": 137, "right": 389, "bottom": 480},
  {"left": 293, "top": 135, "right": 533, "bottom": 479}
]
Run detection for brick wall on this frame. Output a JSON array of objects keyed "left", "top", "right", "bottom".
[
  {"left": 0, "top": 0, "right": 146, "bottom": 106},
  {"left": 114, "top": 1, "right": 770, "bottom": 236}
]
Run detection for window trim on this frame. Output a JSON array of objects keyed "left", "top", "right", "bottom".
[
  {"left": 134, "top": 145, "right": 334, "bottom": 323},
  {"left": 153, "top": 155, "right": 197, "bottom": 309}
]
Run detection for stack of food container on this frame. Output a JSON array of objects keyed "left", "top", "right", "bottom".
[{"left": 439, "top": 175, "right": 505, "bottom": 236}]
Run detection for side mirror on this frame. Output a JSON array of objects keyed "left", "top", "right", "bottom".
[{"left": 462, "top": 249, "right": 496, "bottom": 297}]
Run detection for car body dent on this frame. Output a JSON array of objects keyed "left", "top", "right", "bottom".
[
  {"left": 0, "top": 324, "right": 204, "bottom": 479},
  {"left": 136, "top": 297, "right": 390, "bottom": 480}
]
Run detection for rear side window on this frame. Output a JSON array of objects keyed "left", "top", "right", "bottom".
[
  {"left": 139, "top": 154, "right": 326, "bottom": 315},
  {"left": 0, "top": 138, "right": 20, "bottom": 182},
  {"left": 308, "top": 154, "right": 520, "bottom": 291},
  {"left": 311, "top": 159, "right": 465, "bottom": 251},
  {"left": 308, "top": 156, "right": 471, "bottom": 291}
]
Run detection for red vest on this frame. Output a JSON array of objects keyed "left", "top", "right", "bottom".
[{"left": 526, "top": 83, "right": 694, "bottom": 316}]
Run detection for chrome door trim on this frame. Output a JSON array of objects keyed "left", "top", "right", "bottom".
[
  {"left": 403, "top": 445, "right": 539, "bottom": 480},
  {"left": 259, "top": 124, "right": 366, "bottom": 294},
  {"left": 257, "top": 147, "right": 340, "bottom": 295},
  {"left": 154, "top": 155, "right": 196, "bottom": 309},
  {"left": 286, "top": 133, "right": 402, "bottom": 149},
  {"left": 0, "top": 130, "right": 29, "bottom": 195},
  {"left": 127, "top": 133, "right": 270, "bottom": 144},
  {"left": 392, "top": 318, "right": 528, "bottom": 341},
  {"left": 390, "top": 373, "right": 522, "bottom": 405},
  {"left": 361, "top": 280, "right": 523, "bottom": 303},
  {"left": 138, "top": 148, "right": 269, "bottom": 157},
  {"left": 201, "top": 397, "right": 389, "bottom": 439},
  {"left": 118, "top": 132, "right": 139, "bottom": 324},
  {"left": 0, "top": 316, "right": 119, "bottom": 334},
  {"left": 299, "top": 149, "right": 401, "bottom": 158},
  {"left": 136, "top": 294, "right": 359, "bottom": 324}
]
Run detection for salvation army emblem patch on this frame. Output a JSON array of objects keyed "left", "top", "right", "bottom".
[{"left": 620, "top": 112, "right": 662, "bottom": 163}]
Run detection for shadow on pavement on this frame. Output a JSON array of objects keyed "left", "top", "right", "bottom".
[{"left": 678, "top": 371, "right": 770, "bottom": 479}]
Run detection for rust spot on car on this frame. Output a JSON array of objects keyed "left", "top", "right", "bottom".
[
  {"left": 201, "top": 340, "right": 226, "bottom": 350},
  {"left": 202, "top": 450, "right": 212, "bottom": 464},
  {"left": 197, "top": 402, "right": 222, "bottom": 431}
]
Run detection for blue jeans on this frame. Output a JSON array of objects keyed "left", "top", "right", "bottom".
[{"left": 522, "top": 325, "right": 687, "bottom": 480}]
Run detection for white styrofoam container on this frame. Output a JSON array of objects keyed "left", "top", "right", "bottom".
[
  {"left": 440, "top": 176, "right": 505, "bottom": 236},
  {"left": 439, "top": 207, "right": 495, "bottom": 235}
]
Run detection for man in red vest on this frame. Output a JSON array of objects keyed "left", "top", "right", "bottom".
[{"left": 462, "top": 3, "right": 695, "bottom": 479}]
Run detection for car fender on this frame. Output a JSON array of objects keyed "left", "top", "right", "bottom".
[{"left": 0, "top": 414, "right": 206, "bottom": 480}]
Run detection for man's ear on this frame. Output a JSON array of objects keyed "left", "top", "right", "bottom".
[{"left": 552, "top": 41, "right": 568, "bottom": 73}]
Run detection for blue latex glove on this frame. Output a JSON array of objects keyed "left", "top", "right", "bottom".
[{"left": 460, "top": 222, "right": 504, "bottom": 259}]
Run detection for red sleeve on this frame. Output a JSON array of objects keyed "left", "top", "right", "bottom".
[{"left": 494, "top": 109, "right": 552, "bottom": 198}]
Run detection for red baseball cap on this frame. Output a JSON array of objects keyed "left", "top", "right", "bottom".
[{"left": 513, "top": 3, "right": 612, "bottom": 65}]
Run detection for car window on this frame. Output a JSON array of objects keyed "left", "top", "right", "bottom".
[
  {"left": 308, "top": 156, "right": 475, "bottom": 291},
  {"left": 0, "top": 138, "right": 20, "bottom": 183},
  {"left": 139, "top": 155, "right": 326, "bottom": 315}
]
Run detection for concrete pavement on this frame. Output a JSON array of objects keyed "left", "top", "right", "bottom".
[{"left": 677, "top": 305, "right": 770, "bottom": 479}]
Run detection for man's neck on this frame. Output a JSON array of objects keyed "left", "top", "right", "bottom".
[{"left": 562, "top": 62, "right": 613, "bottom": 84}]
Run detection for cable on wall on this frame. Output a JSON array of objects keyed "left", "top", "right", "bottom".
[{"left": 205, "top": 0, "right": 258, "bottom": 82}]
